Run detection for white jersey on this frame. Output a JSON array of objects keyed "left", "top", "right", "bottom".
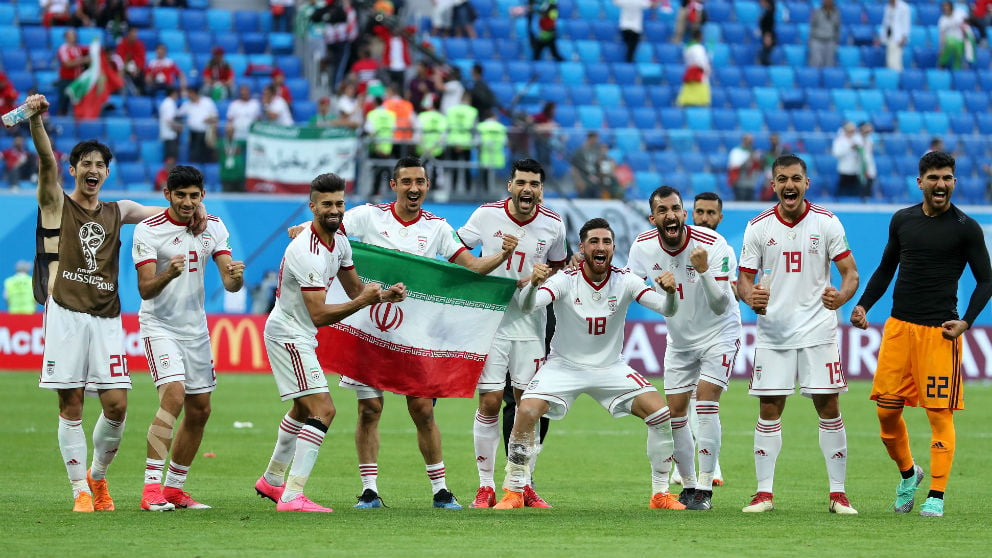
[
  {"left": 532, "top": 265, "right": 670, "bottom": 368},
  {"left": 133, "top": 212, "right": 231, "bottom": 340},
  {"left": 265, "top": 224, "right": 354, "bottom": 342},
  {"left": 627, "top": 225, "right": 741, "bottom": 350},
  {"left": 344, "top": 202, "right": 466, "bottom": 261},
  {"left": 458, "top": 199, "right": 568, "bottom": 340},
  {"left": 739, "top": 201, "right": 851, "bottom": 349}
]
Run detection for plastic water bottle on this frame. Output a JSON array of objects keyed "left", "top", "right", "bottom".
[
  {"left": 755, "top": 268, "right": 771, "bottom": 315},
  {"left": 2, "top": 103, "right": 40, "bottom": 128}
]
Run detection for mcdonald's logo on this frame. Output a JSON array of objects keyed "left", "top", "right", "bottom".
[
  {"left": 210, "top": 317, "right": 266, "bottom": 370},
  {"left": 370, "top": 303, "right": 403, "bottom": 332}
]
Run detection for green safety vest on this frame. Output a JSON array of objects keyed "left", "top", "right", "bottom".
[
  {"left": 366, "top": 107, "right": 396, "bottom": 156},
  {"left": 417, "top": 110, "right": 447, "bottom": 158},
  {"left": 4, "top": 274, "right": 35, "bottom": 314},
  {"left": 445, "top": 104, "right": 478, "bottom": 149},
  {"left": 477, "top": 120, "right": 507, "bottom": 169},
  {"left": 219, "top": 139, "right": 247, "bottom": 182}
]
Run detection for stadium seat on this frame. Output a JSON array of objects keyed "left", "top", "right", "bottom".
[
  {"left": 16, "top": 3, "right": 43, "bottom": 25},
  {"left": 658, "top": 107, "right": 684, "bottom": 129},
  {"left": 837, "top": 46, "right": 861, "bottom": 67},
  {"left": 603, "top": 107, "right": 630, "bottom": 128},
  {"left": 743, "top": 66, "right": 769, "bottom": 87},
  {"left": 29, "top": 49, "right": 55, "bottom": 71},
  {"left": 737, "top": 109, "right": 764, "bottom": 131},
  {"left": 714, "top": 66, "right": 743, "bottom": 88},
  {"left": 125, "top": 97, "right": 155, "bottom": 118},
  {"left": 695, "top": 132, "right": 723, "bottom": 155},
  {"left": 7, "top": 71, "right": 34, "bottom": 92},
  {"left": 963, "top": 90, "right": 989, "bottom": 113},
  {"left": 685, "top": 108, "right": 712, "bottom": 130},
  {"left": 977, "top": 113, "right": 992, "bottom": 135},
  {"left": 642, "top": 20, "right": 668, "bottom": 43},
  {"left": 614, "top": 129, "right": 642, "bottom": 153},
  {"left": 790, "top": 110, "right": 817, "bottom": 132},
  {"left": 242, "top": 32, "right": 268, "bottom": 54},
  {"left": 925, "top": 69, "right": 951, "bottom": 91},
  {"left": 936, "top": 90, "right": 964, "bottom": 114},
  {"left": 711, "top": 109, "right": 737, "bottom": 131},
  {"left": 721, "top": 22, "right": 748, "bottom": 45},
  {"left": 153, "top": 7, "right": 180, "bottom": 29},
  {"left": 896, "top": 111, "right": 924, "bottom": 134},
  {"left": 624, "top": 151, "right": 652, "bottom": 172},
  {"left": 821, "top": 67, "right": 846, "bottom": 89},
  {"left": 848, "top": 68, "right": 872, "bottom": 89},
  {"left": 831, "top": 89, "right": 858, "bottom": 111},
  {"left": 858, "top": 90, "right": 885, "bottom": 113},
  {"left": 234, "top": 10, "right": 260, "bottom": 33},
  {"left": 570, "top": 84, "right": 593, "bottom": 105},
  {"left": 948, "top": 114, "right": 975, "bottom": 135},
  {"left": 207, "top": 9, "right": 233, "bottom": 32},
  {"left": 735, "top": 0, "right": 761, "bottom": 25},
  {"left": 804, "top": 88, "right": 830, "bottom": 110},
  {"left": 911, "top": 91, "right": 939, "bottom": 112},
  {"left": 952, "top": 70, "right": 978, "bottom": 91},
  {"left": 158, "top": 29, "right": 186, "bottom": 53},
  {"left": 578, "top": 106, "right": 604, "bottom": 129},
  {"left": 872, "top": 68, "right": 899, "bottom": 90},
  {"left": 899, "top": 69, "right": 924, "bottom": 90},
  {"left": 2, "top": 51, "right": 29, "bottom": 73},
  {"left": 269, "top": 32, "right": 295, "bottom": 55},
  {"left": 816, "top": 110, "right": 843, "bottom": 132},
  {"left": 923, "top": 112, "right": 949, "bottom": 135},
  {"left": 764, "top": 110, "right": 789, "bottom": 133},
  {"left": 681, "top": 152, "right": 707, "bottom": 173},
  {"left": 630, "top": 106, "right": 658, "bottom": 129},
  {"left": 884, "top": 90, "right": 911, "bottom": 112}
]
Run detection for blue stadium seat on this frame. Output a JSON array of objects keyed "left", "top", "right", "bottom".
[
  {"left": 690, "top": 172, "right": 717, "bottom": 197},
  {"left": 963, "top": 90, "right": 989, "bottom": 112},
  {"left": 658, "top": 107, "right": 684, "bottom": 129},
  {"left": 182, "top": 9, "right": 207, "bottom": 31},
  {"left": 286, "top": 78, "right": 310, "bottom": 102},
  {"left": 7, "top": 71, "right": 34, "bottom": 92},
  {"left": 721, "top": 22, "right": 748, "bottom": 45},
  {"left": 3, "top": 51, "right": 28, "bottom": 73},
  {"left": 849, "top": 24, "right": 875, "bottom": 46},
  {"left": 735, "top": 1, "right": 761, "bottom": 25},
  {"left": 726, "top": 86, "right": 754, "bottom": 109},
  {"left": 153, "top": 7, "right": 181, "bottom": 29},
  {"left": 638, "top": 63, "right": 664, "bottom": 85},
  {"left": 119, "top": 162, "right": 147, "bottom": 185},
  {"left": 952, "top": 70, "right": 978, "bottom": 91},
  {"left": 816, "top": 110, "right": 844, "bottom": 132},
  {"left": 77, "top": 120, "right": 105, "bottom": 139},
  {"left": 752, "top": 87, "right": 780, "bottom": 110},
  {"left": 681, "top": 152, "right": 707, "bottom": 173},
  {"left": 578, "top": 105, "right": 604, "bottom": 129},
  {"left": 714, "top": 66, "right": 742, "bottom": 88},
  {"left": 782, "top": 44, "right": 806, "bottom": 67},
  {"left": 706, "top": 0, "right": 732, "bottom": 22},
  {"left": 925, "top": 69, "right": 951, "bottom": 91},
  {"left": 242, "top": 33, "right": 268, "bottom": 54},
  {"left": 570, "top": 84, "right": 594, "bottom": 105},
  {"left": 831, "top": 89, "right": 858, "bottom": 111},
  {"left": 695, "top": 132, "right": 722, "bottom": 154},
  {"left": 270, "top": 32, "right": 295, "bottom": 55},
  {"left": 234, "top": 10, "right": 260, "bottom": 33},
  {"left": 848, "top": 68, "right": 872, "bottom": 89},
  {"left": 860, "top": 45, "right": 886, "bottom": 67},
  {"left": 711, "top": 109, "right": 737, "bottom": 131},
  {"left": 685, "top": 107, "right": 712, "bottom": 130},
  {"left": 487, "top": 16, "right": 511, "bottom": 38},
  {"left": 621, "top": 85, "right": 646, "bottom": 108},
  {"left": 473, "top": 38, "right": 496, "bottom": 61},
  {"left": 768, "top": 66, "right": 794, "bottom": 89},
  {"left": 776, "top": 24, "right": 798, "bottom": 45},
  {"left": 896, "top": 111, "right": 923, "bottom": 134},
  {"left": 158, "top": 29, "right": 186, "bottom": 53},
  {"left": 132, "top": 118, "right": 159, "bottom": 141},
  {"left": 614, "top": 129, "right": 642, "bottom": 153},
  {"left": 821, "top": 67, "right": 846, "bottom": 89},
  {"left": 444, "top": 38, "right": 470, "bottom": 60},
  {"left": 562, "top": 19, "right": 589, "bottom": 40},
  {"left": 553, "top": 105, "right": 576, "bottom": 127},
  {"left": 858, "top": 90, "right": 885, "bottom": 113},
  {"left": 913, "top": 47, "right": 938, "bottom": 69},
  {"left": 29, "top": 49, "right": 55, "bottom": 71},
  {"left": 780, "top": 89, "right": 805, "bottom": 109},
  {"left": 959, "top": 136, "right": 987, "bottom": 159},
  {"left": 884, "top": 90, "right": 911, "bottom": 112},
  {"left": 0, "top": 25, "right": 20, "bottom": 50},
  {"left": 16, "top": 3, "right": 43, "bottom": 25},
  {"left": 794, "top": 67, "right": 820, "bottom": 89},
  {"left": 949, "top": 114, "right": 975, "bottom": 135},
  {"left": 977, "top": 113, "right": 992, "bottom": 135},
  {"left": 642, "top": 20, "right": 669, "bottom": 43},
  {"left": 936, "top": 90, "right": 964, "bottom": 114},
  {"left": 213, "top": 32, "right": 240, "bottom": 56},
  {"left": 837, "top": 45, "right": 861, "bottom": 67},
  {"left": 923, "top": 112, "right": 949, "bottom": 135},
  {"left": 742, "top": 66, "right": 769, "bottom": 87},
  {"left": 872, "top": 68, "right": 899, "bottom": 90},
  {"left": 709, "top": 44, "right": 730, "bottom": 68},
  {"left": 911, "top": 90, "right": 938, "bottom": 111},
  {"left": 21, "top": 26, "right": 49, "bottom": 50},
  {"left": 899, "top": 68, "right": 924, "bottom": 90},
  {"left": 630, "top": 106, "right": 658, "bottom": 129},
  {"left": 186, "top": 30, "right": 212, "bottom": 53},
  {"left": 633, "top": 171, "right": 662, "bottom": 199},
  {"left": 594, "top": 84, "right": 622, "bottom": 107},
  {"left": 125, "top": 97, "right": 155, "bottom": 118},
  {"left": 646, "top": 85, "right": 672, "bottom": 107},
  {"left": 293, "top": 101, "right": 317, "bottom": 124},
  {"left": 624, "top": 151, "right": 652, "bottom": 172},
  {"left": 207, "top": 9, "right": 233, "bottom": 32},
  {"left": 804, "top": 88, "right": 830, "bottom": 110},
  {"left": 737, "top": 109, "right": 764, "bottom": 131},
  {"left": 764, "top": 110, "right": 789, "bottom": 133}
]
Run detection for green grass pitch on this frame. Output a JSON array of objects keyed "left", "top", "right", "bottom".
[{"left": 2, "top": 371, "right": 990, "bottom": 558}]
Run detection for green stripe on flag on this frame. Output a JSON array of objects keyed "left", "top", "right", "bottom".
[{"left": 352, "top": 241, "right": 517, "bottom": 307}]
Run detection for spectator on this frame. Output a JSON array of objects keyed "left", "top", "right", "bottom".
[
  {"left": 3, "top": 260, "right": 35, "bottom": 314},
  {"left": 727, "top": 133, "right": 762, "bottom": 201},
  {"left": 408, "top": 62, "right": 437, "bottom": 112},
  {"left": 675, "top": 28, "right": 711, "bottom": 107},
  {"left": 615, "top": 0, "right": 655, "bottom": 63},
  {"left": 431, "top": 0, "right": 455, "bottom": 36},
  {"left": 348, "top": 46, "right": 381, "bottom": 96},
  {"left": 202, "top": 47, "right": 235, "bottom": 101},
  {"left": 414, "top": 96, "right": 447, "bottom": 187},
  {"left": 928, "top": 136, "right": 945, "bottom": 153},
  {"left": 530, "top": 0, "right": 564, "bottom": 61},
  {"left": 531, "top": 101, "right": 558, "bottom": 177},
  {"left": 73, "top": 0, "right": 127, "bottom": 32},
  {"left": 372, "top": 18, "right": 413, "bottom": 89},
  {"left": 938, "top": 1, "right": 969, "bottom": 69},
  {"left": 158, "top": 87, "right": 182, "bottom": 161},
  {"left": 3, "top": 137, "right": 38, "bottom": 189},
  {"left": 154, "top": 156, "right": 177, "bottom": 191},
  {"left": 55, "top": 29, "right": 91, "bottom": 116},
  {"left": 116, "top": 27, "right": 147, "bottom": 95},
  {"left": 570, "top": 131, "right": 621, "bottom": 199},
  {"left": 671, "top": 0, "right": 705, "bottom": 43},
  {"left": 444, "top": 91, "right": 478, "bottom": 192},
  {"left": 383, "top": 84, "right": 417, "bottom": 157},
  {"left": 758, "top": 0, "right": 776, "bottom": 66},
  {"left": 808, "top": 0, "right": 841, "bottom": 67},
  {"left": 146, "top": 44, "right": 186, "bottom": 97},
  {"left": 271, "top": 0, "right": 295, "bottom": 33},
  {"left": 469, "top": 63, "right": 497, "bottom": 119},
  {"left": 331, "top": 80, "right": 363, "bottom": 129},
  {"left": 226, "top": 84, "right": 262, "bottom": 140},
  {"left": 319, "top": 0, "right": 359, "bottom": 92},
  {"left": 0, "top": 71, "right": 19, "bottom": 120},
  {"left": 476, "top": 110, "right": 508, "bottom": 192},
  {"left": 879, "top": 0, "right": 912, "bottom": 72},
  {"left": 832, "top": 121, "right": 864, "bottom": 197},
  {"left": 178, "top": 87, "right": 219, "bottom": 164},
  {"left": 450, "top": 0, "right": 478, "bottom": 38},
  {"left": 967, "top": 0, "right": 991, "bottom": 45},
  {"left": 363, "top": 96, "right": 397, "bottom": 195},
  {"left": 859, "top": 121, "right": 877, "bottom": 199},
  {"left": 271, "top": 68, "right": 292, "bottom": 105},
  {"left": 41, "top": 0, "right": 72, "bottom": 27},
  {"left": 218, "top": 125, "right": 247, "bottom": 192},
  {"left": 310, "top": 96, "right": 337, "bottom": 126},
  {"left": 261, "top": 84, "right": 294, "bottom": 126},
  {"left": 437, "top": 67, "right": 466, "bottom": 115}
]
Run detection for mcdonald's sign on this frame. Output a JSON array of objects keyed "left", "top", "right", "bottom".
[{"left": 208, "top": 316, "right": 269, "bottom": 373}]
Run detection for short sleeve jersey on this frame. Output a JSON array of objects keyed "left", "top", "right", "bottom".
[
  {"left": 133, "top": 212, "right": 232, "bottom": 339},
  {"left": 627, "top": 225, "right": 741, "bottom": 349},
  {"left": 265, "top": 224, "right": 354, "bottom": 342},
  {"left": 458, "top": 200, "right": 568, "bottom": 339},
  {"left": 739, "top": 201, "right": 851, "bottom": 349},
  {"left": 539, "top": 265, "right": 653, "bottom": 368},
  {"left": 343, "top": 202, "right": 467, "bottom": 261}
]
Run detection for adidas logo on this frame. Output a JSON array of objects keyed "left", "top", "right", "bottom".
[
  {"left": 698, "top": 449, "right": 712, "bottom": 456},
  {"left": 652, "top": 263, "right": 662, "bottom": 270},
  {"left": 380, "top": 231, "right": 389, "bottom": 238},
  {"left": 172, "top": 237, "right": 182, "bottom": 245},
  {"left": 831, "top": 451, "right": 846, "bottom": 459},
  {"left": 931, "top": 441, "right": 947, "bottom": 450},
  {"left": 766, "top": 238, "right": 777, "bottom": 246},
  {"left": 754, "top": 449, "right": 767, "bottom": 456},
  {"left": 476, "top": 456, "right": 488, "bottom": 462},
  {"left": 573, "top": 297, "right": 582, "bottom": 305},
  {"left": 493, "top": 231, "right": 504, "bottom": 238},
  {"left": 66, "top": 459, "right": 81, "bottom": 466}
]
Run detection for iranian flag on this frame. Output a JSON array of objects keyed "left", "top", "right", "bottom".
[
  {"left": 64, "top": 37, "right": 123, "bottom": 120},
  {"left": 316, "top": 242, "right": 517, "bottom": 398}
]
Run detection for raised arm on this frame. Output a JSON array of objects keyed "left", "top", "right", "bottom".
[
  {"left": 336, "top": 266, "right": 407, "bottom": 304},
  {"left": 213, "top": 253, "right": 245, "bottom": 293},
  {"left": 452, "top": 233, "right": 518, "bottom": 275},
  {"left": 690, "top": 246, "right": 731, "bottom": 315},
  {"left": 26, "top": 95, "right": 62, "bottom": 215}
]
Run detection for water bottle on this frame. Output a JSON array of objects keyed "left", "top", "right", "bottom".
[
  {"left": 755, "top": 268, "right": 771, "bottom": 315},
  {"left": 2, "top": 103, "right": 40, "bottom": 128}
]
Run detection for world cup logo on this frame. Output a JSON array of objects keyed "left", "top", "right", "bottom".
[
  {"left": 78, "top": 221, "right": 106, "bottom": 273},
  {"left": 370, "top": 302, "right": 404, "bottom": 332}
]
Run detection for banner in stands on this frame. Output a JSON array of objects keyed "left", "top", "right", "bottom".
[
  {"left": 245, "top": 124, "right": 358, "bottom": 194},
  {"left": 5, "top": 313, "right": 992, "bottom": 380}
]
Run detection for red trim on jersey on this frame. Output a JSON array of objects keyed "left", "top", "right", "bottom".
[
  {"left": 580, "top": 262, "right": 611, "bottom": 291},
  {"left": 341, "top": 264, "right": 355, "bottom": 270},
  {"left": 135, "top": 258, "right": 156, "bottom": 268},
  {"left": 634, "top": 287, "right": 652, "bottom": 302},
  {"left": 739, "top": 266, "right": 759, "bottom": 274},
  {"left": 207, "top": 215, "right": 220, "bottom": 222},
  {"left": 536, "top": 204, "right": 563, "bottom": 222},
  {"left": 212, "top": 250, "right": 232, "bottom": 259},
  {"left": 301, "top": 287, "right": 325, "bottom": 291},
  {"left": 539, "top": 286, "right": 555, "bottom": 301},
  {"left": 502, "top": 199, "right": 538, "bottom": 227},
  {"left": 662, "top": 227, "right": 690, "bottom": 257},
  {"left": 448, "top": 246, "right": 468, "bottom": 262},
  {"left": 163, "top": 209, "right": 191, "bottom": 226},
  {"left": 310, "top": 223, "right": 335, "bottom": 253},
  {"left": 773, "top": 200, "right": 811, "bottom": 228},
  {"left": 145, "top": 212, "right": 169, "bottom": 227},
  {"left": 715, "top": 276, "right": 729, "bottom": 281},
  {"left": 832, "top": 249, "right": 852, "bottom": 261},
  {"left": 387, "top": 202, "right": 422, "bottom": 227},
  {"left": 748, "top": 206, "right": 778, "bottom": 225},
  {"left": 687, "top": 225, "right": 717, "bottom": 244},
  {"left": 808, "top": 203, "right": 835, "bottom": 217},
  {"left": 635, "top": 229, "right": 660, "bottom": 242}
]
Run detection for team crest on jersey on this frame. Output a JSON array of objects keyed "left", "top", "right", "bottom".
[
  {"left": 201, "top": 232, "right": 213, "bottom": 249},
  {"left": 754, "top": 364, "right": 762, "bottom": 381},
  {"left": 809, "top": 234, "right": 821, "bottom": 254},
  {"left": 685, "top": 266, "right": 697, "bottom": 282},
  {"left": 159, "top": 354, "right": 170, "bottom": 369},
  {"left": 535, "top": 239, "right": 547, "bottom": 256},
  {"left": 310, "top": 368, "right": 321, "bottom": 382},
  {"left": 527, "top": 378, "right": 540, "bottom": 390},
  {"left": 46, "top": 360, "right": 55, "bottom": 376},
  {"left": 418, "top": 235, "right": 429, "bottom": 252},
  {"left": 608, "top": 295, "right": 618, "bottom": 312}
]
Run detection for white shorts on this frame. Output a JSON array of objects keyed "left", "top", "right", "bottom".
[
  {"left": 663, "top": 338, "right": 739, "bottom": 394},
  {"left": 338, "top": 375, "right": 384, "bottom": 400},
  {"left": 39, "top": 299, "right": 131, "bottom": 393},
  {"left": 265, "top": 336, "right": 328, "bottom": 401},
  {"left": 749, "top": 343, "right": 848, "bottom": 397},
  {"left": 477, "top": 337, "right": 546, "bottom": 393},
  {"left": 142, "top": 336, "right": 216, "bottom": 395},
  {"left": 521, "top": 356, "right": 657, "bottom": 420}
]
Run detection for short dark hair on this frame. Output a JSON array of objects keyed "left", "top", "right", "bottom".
[
  {"left": 69, "top": 140, "right": 113, "bottom": 168},
  {"left": 694, "top": 191, "right": 723, "bottom": 210},
  {"left": 166, "top": 165, "right": 204, "bottom": 191},
  {"left": 311, "top": 172, "right": 346, "bottom": 195},
  {"left": 579, "top": 217, "right": 613, "bottom": 242},
  {"left": 510, "top": 158, "right": 545, "bottom": 182},
  {"left": 393, "top": 156, "right": 425, "bottom": 179},
  {"left": 771, "top": 153, "right": 807, "bottom": 176},
  {"left": 919, "top": 150, "right": 955, "bottom": 175},
  {"left": 648, "top": 185, "right": 683, "bottom": 213}
]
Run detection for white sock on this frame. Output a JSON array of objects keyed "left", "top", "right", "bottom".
[
  {"left": 644, "top": 407, "right": 674, "bottom": 495},
  {"left": 427, "top": 462, "right": 448, "bottom": 493},
  {"left": 754, "top": 418, "right": 782, "bottom": 494},
  {"left": 282, "top": 420, "right": 326, "bottom": 502},
  {"left": 695, "top": 401, "right": 721, "bottom": 491},
  {"left": 164, "top": 461, "right": 190, "bottom": 489},
  {"left": 90, "top": 413, "right": 125, "bottom": 480},
  {"left": 144, "top": 458, "right": 166, "bottom": 485},
  {"left": 265, "top": 413, "right": 303, "bottom": 486},
  {"left": 503, "top": 430, "right": 536, "bottom": 492},
  {"left": 359, "top": 463, "right": 379, "bottom": 493},
  {"left": 819, "top": 415, "right": 848, "bottom": 493},
  {"left": 58, "top": 415, "right": 88, "bottom": 496},
  {"left": 473, "top": 411, "right": 499, "bottom": 488},
  {"left": 671, "top": 416, "right": 697, "bottom": 489}
]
